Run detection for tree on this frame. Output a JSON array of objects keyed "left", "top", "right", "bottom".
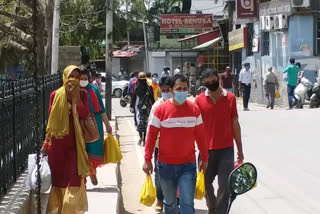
[{"left": 0, "top": 0, "right": 54, "bottom": 74}]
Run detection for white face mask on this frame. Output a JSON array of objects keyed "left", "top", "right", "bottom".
[{"left": 80, "top": 80, "right": 89, "bottom": 88}]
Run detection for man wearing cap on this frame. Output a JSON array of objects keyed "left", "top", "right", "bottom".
[{"left": 238, "top": 63, "right": 256, "bottom": 111}]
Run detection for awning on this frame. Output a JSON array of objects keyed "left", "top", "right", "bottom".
[
  {"left": 177, "top": 29, "right": 220, "bottom": 42},
  {"left": 192, "top": 37, "right": 222, "bottom": 50},
  {"left": 112, "top": 51, "right": 138, "bottom": 58}
]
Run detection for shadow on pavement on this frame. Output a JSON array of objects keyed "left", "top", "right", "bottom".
[{"left": 86, "top": 187, "right": 118, "bottom": 193}]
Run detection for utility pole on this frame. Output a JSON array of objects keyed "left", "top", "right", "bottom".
[
  {"left": 143, "top": 21, "right": 149, "bottom": 73},
  {"left": 105, "top": 0, "right": 113, "bottom": 119},
  {"left": 51, "top": 0, "right": 61, "bottom": 74},
  {"left": 126, "top": 0, "right": 130, "bottom": 47}
]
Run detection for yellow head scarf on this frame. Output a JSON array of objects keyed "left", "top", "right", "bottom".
[
  {"left": 46, "top": 65, "right": 79, "bottom": 138},
  {"left": 46, "top": 65, "right": 91, "bottom": 177}
]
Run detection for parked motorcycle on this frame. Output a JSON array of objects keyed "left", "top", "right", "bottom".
[
  {"left": 119, "top": 83, "right": 131, "bottom": 107},
  {"left": 310, "top": 82, "right": 320, "bottom": 108},
  {"left": 226, "top": 162, "right": 258, "bottom": 214},
  {"left": 294, "top": 77, "right": 313, "bottom": 109}
]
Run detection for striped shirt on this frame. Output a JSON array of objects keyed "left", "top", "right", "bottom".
[{"left": 145, "top": 100, "right": 208, "bottom": 164}]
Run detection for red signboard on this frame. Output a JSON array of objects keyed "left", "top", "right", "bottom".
[
  {"left": 237, "top": 0, "right": 258, "bottom": 19},
  {"left": 160, "top": 14, "right": 213, "bottom": 34}
]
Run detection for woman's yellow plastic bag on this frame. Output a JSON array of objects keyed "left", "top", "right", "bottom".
[
  {"left": 103, "top": 134, "right": 122, "bottom": 164},
  {"left": 139, "top": 175, "right": 156, "bottom": 206},
  {"left": 275, "top": 90, "right": 280, "bottom": 99},
  {"left": 194, "top": 171, "right": 205, "bottom": 200}
]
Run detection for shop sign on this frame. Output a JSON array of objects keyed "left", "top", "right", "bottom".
[
  {"left": 252, "top": 37, "right": 259, "bottom": 53},
  {"left": 160, "top": 14, "right": 213, "bottom": 34},
  {"left": 228, "top": 28, "right": 247, "bottom": 51},
  {"left": 259, "top": 0, "right": 292, "bottom": 16},
  {"left": 237, "top": 0, "right": 258, "bottom": 19}
]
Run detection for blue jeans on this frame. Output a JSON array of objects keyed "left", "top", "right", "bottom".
[
  {"left": 154, "top": 148, "right": 164, "bottom": 201},
  {"left": 287, "top": 85, "right": 297, "bottom": 108},
  {"left": 159, "top": 161, "right": 197, "bottom": 214}
]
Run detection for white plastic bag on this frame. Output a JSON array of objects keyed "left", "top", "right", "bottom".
[
  {"left": 283, "top": 73, "right": 288, "bottom": 82},
  {"left": 27, "top": 154, "right": 52, "bottom": 193}
]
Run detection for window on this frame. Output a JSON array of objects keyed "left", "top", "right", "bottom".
[
  {"left": 246, "top": 23, "right": 254, "bottom": 56},
  {"left": 262, "top": 32, "right": 270, "bottom": 56},
  {"left": 316, "top": 17, "right": 320, "bottom": 56}
]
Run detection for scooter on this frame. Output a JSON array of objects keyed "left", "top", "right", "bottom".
[
  {"left": 294, "top": 77, "right": 313, "bottom": 109},
  {"left": 226, "top": 162, "right": 258, "bottom": 214},
  {"left": 120, "top": 83, "right": 131, "bottom": 107},
  {"left": 310, "top": 82, "right": 320, "bottom": 108}
]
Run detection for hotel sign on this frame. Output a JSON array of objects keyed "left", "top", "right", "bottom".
[{"left": 160, "top": 14, "right": 213, "bottom": 34}]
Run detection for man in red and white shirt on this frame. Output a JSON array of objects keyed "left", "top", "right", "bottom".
[
  {"left": 143, "top": 74, "right": 208, "bottom": 214},
  {"left": 195, "top": 68, "right": 244, "bottom": 214}
]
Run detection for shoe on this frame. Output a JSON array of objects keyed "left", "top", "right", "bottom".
[
  {"left": 90, "top": 175, "right": 98, "bottom": 186},
  {"left": 137, "top": 139, "right": 142, "bottom": 145},
  {"left": 244, "top": 108, "right": 250, "bottom": 111},
  {"left": 266, "top": 104, "right": 270, "bottom": 109},
  {"left": 155, "top": 200, "right": 163, "bottom": 213}
]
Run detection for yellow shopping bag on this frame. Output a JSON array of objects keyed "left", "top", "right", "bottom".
[
  {"left": 139, "top": 175, "right": 156, "bottom": 206},
  {"left": 194, "top": 171, "right": 205, "bottom": 200},
  {"left": 275, "top": 90, "right": 280, "bottom": 99},
  {"left": 103, "top": 134, "right": 122, "bottom": 164}
]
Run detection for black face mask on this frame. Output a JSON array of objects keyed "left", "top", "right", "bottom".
[{"left": 205, "top": 81, "right": 220, "bottom": 92}]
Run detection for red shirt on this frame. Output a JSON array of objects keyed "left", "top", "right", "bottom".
[
  {"left": 195, "top": 89, "right": 238, "bottom": 150},
  {"left": 145, "top": 100, "right": 208, "bottom": 164}
]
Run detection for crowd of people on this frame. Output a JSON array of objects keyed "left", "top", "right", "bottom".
[
  {"left": 123, "top": 66, "right": 245, "bottom": 213},
  {"left": 38, "top": 57, "right": 303, "bottom": 213}
]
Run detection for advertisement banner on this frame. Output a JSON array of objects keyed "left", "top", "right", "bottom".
[
  {"left": 160, "top": 14, "right": 213, "bottom": 34},
  {"left": 229, "top": 28, "right": 248, "bottom": 51},
  {"left": 237, "top": 0, "right": 258, "bottom": 19}
]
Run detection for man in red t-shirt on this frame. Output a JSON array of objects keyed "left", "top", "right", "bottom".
[
  {"left": 143, "top": 74, "right": 208, "bottom": 214},
  {"left": 195, "top": 68, "right": 244, "bottom": 214}
]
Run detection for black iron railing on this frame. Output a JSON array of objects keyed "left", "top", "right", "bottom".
[{"left": 0, "top": 73, "right": 62, "bottom": 199}]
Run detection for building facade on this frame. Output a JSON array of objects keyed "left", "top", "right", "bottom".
[{"left": 226, "top": 0, "right": 320, "bottom": 105}]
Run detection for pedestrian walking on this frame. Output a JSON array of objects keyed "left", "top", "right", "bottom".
[
  {"left": 263, "top": 67, "right": 279, "bottom": 110},
  {"left": 127, "top": 72, "right": 138, "bottom": 96},
  {"left": 92, "top": 73, "right": 103, "bottom": 93},
  {"left": 194, "top": 68, "right": 244, "bottom": 214},
  {"left": 296, "top": 62, "right": 305, "bottom": 84},
  {"left": 143, "top": 74, "right": 208, "bottom": 214},
  {"left": 221, "top": 66, "right": 234, "bottom": 93},
  {"left": 146, "top": 72, "right": 153, "bottom": 86},
  {"left": 79, "top": 69, "right": 112, "bottom": 185},
  {"left": 41, "top": 65, "right": 91, "bottom": 213},
  {"left": 174, "top": 65, "right": 181, "bottom": 75},
  {"left": 147, "top": 76, "right": 172, "bottom": 213},
  {"left": 151, "top": 73, "right": 161, "bottom": 101},
  {"left": 161, "top": 67, "right": 170, "bottom": 77},
  {"left": 189, "top": 63, "right": 197, "bottom": 86},
  {"left": 239, "top": 63, "right": 256, "bottom": 111},
  {"left": 283, "top": 58, "right": 299, "bottom": 109},
  {"left": 130, "top": 72, "right": 155, "bottom": 146}
]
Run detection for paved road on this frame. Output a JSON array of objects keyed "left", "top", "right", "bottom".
[{"left": 111, "top": 98, "right": 320, "bottom": 214}]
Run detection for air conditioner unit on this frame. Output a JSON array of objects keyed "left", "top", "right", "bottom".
[
  {"left": 260, "top": 16, "right": 267, "bottom": 31},
  {"left": 265, "top": 16, "right": 274, "bottom": 31},
  {"left": 274, "top": 14, "right": 288, "bottom": 30},
  {"left": 291, "top": 0, "right": 311, "bottom": 8}
]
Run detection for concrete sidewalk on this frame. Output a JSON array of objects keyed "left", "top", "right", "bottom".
[{"left": 85, "top": 120, "right": 121, "bottom": 214}]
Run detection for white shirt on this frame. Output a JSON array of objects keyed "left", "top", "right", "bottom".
[
  {"left": 174, "top": 68, "right": 181, "bottom": 75},
  {"left": 239, "top": 69, "right": 254, "bottom": 85},
  {"left": 161, "top": 71, "right": 170, "bottom": 77}
]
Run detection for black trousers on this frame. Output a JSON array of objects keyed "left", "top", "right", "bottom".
[
  {"left": 205, "top": 148, "right": 234, "bottom": 214},
  {"left": 241, "top": 84, "right": 251, "bottom": 109}
]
